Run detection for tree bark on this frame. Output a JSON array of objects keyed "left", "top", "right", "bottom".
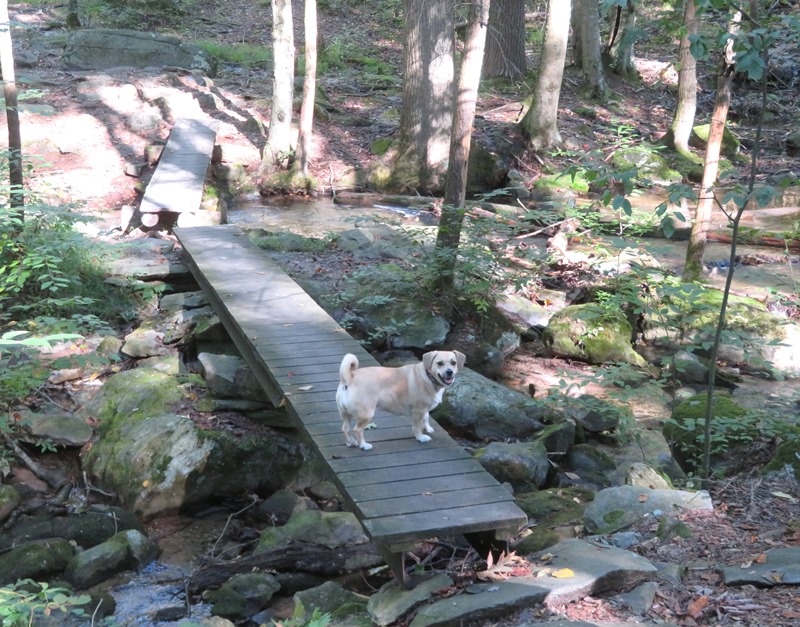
[
  {"left": 682, "top": 11, "right": 740, "bottom": 282},
  {"left": 482, "top": 0, "right": 525, "bottom": 79},
  {"left": 519, "top": 0, "right": 571, "bottom": 152},
  {"left": 260, "top": 0, "right": 295, "bottom": 180},
  {"left": 66, "top": 0, "right": 81, "bottom": 28},
  {"left": 436, "top": 0, "right": 491, "bottom": 271},
  {"left": 293, "top": 0, "right": 317, "bottom": 184},
  {"left": 392, "top": 0, "right": 455, "bottom": 192},
  {"left": 664, "top": 0, "right": 698, "bottom": 157},
  {"left": 575, "top": 0, "right": 607, "bottom": 98},
  {"left": 605, "top": 0, "right": 637, "bottom": 77},
  {"left": 0, "top": 0, "right": 23, "bottom": 219}
]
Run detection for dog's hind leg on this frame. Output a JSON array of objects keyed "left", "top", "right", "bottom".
[{"left": 352, "top": 416, "right": 373, "bottom": 451}]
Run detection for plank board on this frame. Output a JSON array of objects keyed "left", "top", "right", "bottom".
[
  {"left": 173, "top": 224, "right": 527, "bottom": 550},
  {"left": 140, "top": 118, "right": 218, "bottom": 214}
]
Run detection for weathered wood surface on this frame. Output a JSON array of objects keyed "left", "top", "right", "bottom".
[
  {"left": 173, "top": 225, "right": 527, "bottom": 559},
  {"left": 140, "top": 118, "right": 217, "bottom": 215}
]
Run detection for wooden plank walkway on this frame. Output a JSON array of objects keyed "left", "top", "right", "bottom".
[
  {"left": 139, "top": 118, "right": 218, "bottom": 227},
  {"left": 173, "top": 224, "right": 527, "bottom": 583}
]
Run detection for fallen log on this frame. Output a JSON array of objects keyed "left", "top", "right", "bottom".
[{"left": 188, "top": 540, "right": 384, "bottom": 593}]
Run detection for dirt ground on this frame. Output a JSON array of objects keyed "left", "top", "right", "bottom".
[{"left": 6, "top": 1, "right": 800, "bottom": 625}]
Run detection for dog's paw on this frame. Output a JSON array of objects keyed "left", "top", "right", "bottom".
[
  {"left": 423, "top": 425, "right": 434, "bottom": 434},
  {"left": 359, "top": 442, "right": 373, "bottom": 451},
  {"left": 416, "top": 434, "right": 432, "bottom": 443}
]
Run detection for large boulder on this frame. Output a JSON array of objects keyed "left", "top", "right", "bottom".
[
  {"left": 64, "top": 529, "right": 159, "bottom": 589},
  {"left": 544, "top": 304, "right": 648, "bottom": 368},
  {"left": 63, "top": 29, "right": 217, "bottom": 76},
  {"left": 80, "top": 369, "right": 303, "bottom": 519},
  {"left": 433, "top": 368, "right": 560, "bottom": 441},
  {"left": 0, "top": 538, "right": 74, "bottom": 585}
]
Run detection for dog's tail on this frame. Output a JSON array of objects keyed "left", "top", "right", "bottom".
[{"left": 339, "top": 353, "right": 359, "bottom": 387}]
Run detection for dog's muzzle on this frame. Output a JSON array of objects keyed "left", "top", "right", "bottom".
[{"left": 440, "top": 369, "right": 455, "bottom": 385}]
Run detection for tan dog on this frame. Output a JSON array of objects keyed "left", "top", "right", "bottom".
[{"left": 336, "top": 350, "right": 466, "bottom": 450}]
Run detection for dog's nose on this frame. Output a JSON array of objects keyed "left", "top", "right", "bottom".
[{"left": 445, "top": 369, "right": 453, "bottom": 377}]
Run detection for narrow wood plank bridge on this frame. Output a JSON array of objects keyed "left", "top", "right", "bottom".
[
  {"left": 139, "top": 118, "right": 218, "bottom": 227},
  {"left": 173, "top": 224, "right": 528, "bottom": 584}
]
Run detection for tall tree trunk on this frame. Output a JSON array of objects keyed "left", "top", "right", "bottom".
[
  {"left": 393, "top": 0, "right": 454, "bottom": 192},
  {"left": 519, "top": 0, "right": 571, "bottom": 152},
  {"left": 682, "top": 11, "right": 740, "bottom": 282},
  {"left": 482, "top": 0, "right": 525, "bottom": 79},
  {"left": 66, "top": 0, "right": 81, "bottom": 28},
  {"left": 260, "top": 0, "right": 295, "bottom": 182},
  {"left": 605, "top": 0, "right": 637, "bottom": 77},
  {"left": 293, "top": 0, "right": 317, "bottom": 184},
  {"left": 436, "top": 0, "right": 491, "bottom": 272},
  {"left": 664, "top": 0, "right": 698, "bottom": 157},
  {"left": 575, "top": 0, "right": 607, "bottom": 98},
  {"left": 0, "top": 0, "right": 23, "bottom": 220}
]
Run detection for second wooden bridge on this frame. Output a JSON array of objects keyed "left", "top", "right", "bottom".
[{"left": 173, "top": 224, "right": 527, "bottom": 584}]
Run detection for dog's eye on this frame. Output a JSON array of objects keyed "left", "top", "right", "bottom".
[{"left": 436, "top": 360, "right": 444, "bottom": 366}]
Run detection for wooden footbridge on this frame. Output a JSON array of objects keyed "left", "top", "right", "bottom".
[{"left": 173, "top": 225, "right": 527, "bottom": 584}]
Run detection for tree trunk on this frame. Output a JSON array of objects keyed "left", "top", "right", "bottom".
[
  {"left": 575, "top": 0, "right": 607, "bottom": 98},
  {"left": 292, "top": 0, "right": 317, "bottom": 186},
  {"left": 66, "top": 0, "right": 81, "bottom": 28},
  {"left": 519, "top": 0, "right": 571, "bottom": 152},
  {"left": 605, "top": 0, "right": 637, "bottom": 77},
  {"left": 682, "top": 11, "right": 740, "bottom": 282},
  {"left": 0, "top": 0, "right": 23, "bottom": 219},
  {"left": 260, "top": 0, "right": 295, "bottom": 182},
  {"left": 436, "top": 0, "right": 491, "bottom": 276},
  {"left": 392, "top": 0, "right": 454, "bottom": 192},
  {"left": 482, "top": 0, "right": 525, "bottom": 79},
  {"left": 664, "top": 0, "right": 698, "bottom": 157}
]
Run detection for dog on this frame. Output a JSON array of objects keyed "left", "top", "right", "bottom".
[{"left": 336, "top": 350, "right": 466, "bottom": 451}]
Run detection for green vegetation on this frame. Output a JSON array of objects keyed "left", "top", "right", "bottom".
[
  {"left": 195, "top": 40, "right": 272, "bottom": 67},
  {"left": 0, "top": 579, "right": 92, "bottom": 627}
]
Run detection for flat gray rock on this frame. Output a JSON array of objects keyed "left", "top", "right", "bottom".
[{"left": 721, "top": 547, "right": 800, "bottom": 587}]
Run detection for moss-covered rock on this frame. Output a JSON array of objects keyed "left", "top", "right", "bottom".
[
  {"left": 691, "top": 123, "right": 741, "bottom": 158},
  {"left": 610, "top": 145, "right": 682, "bottom": 185},
  {"left": 0, "top": 538, "right": 74, "bottom": 585},
  {"left": 474, "top": 441, "right": 550, "bottom": 490},
  {"left": 664, "top": 393, "right": 766, "bottom": 475},
  {"left": 544, "top": 303, "right": 648, "bottom": 368},
  {"left": 204, "top": 572, "right": 281, "bottom": 620},
  {"left": 514, "top": 488, "right": 594, "bottom": 553},
  {"left": 255, "top": 509, "right": 368, "bottom": 553},
  {"left": 763, "top": 439, "right": 800, "bottom": 476}
]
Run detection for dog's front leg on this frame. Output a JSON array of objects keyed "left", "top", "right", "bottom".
[{"left": 412, "top": 412, "right": 432, "bottom": 443}]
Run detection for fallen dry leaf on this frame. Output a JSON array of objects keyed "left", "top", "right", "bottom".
[
  {"left": 551, "top": 568, "right": 575, "bottom": 578},
  {"left": 297, "top": 385, "right": 314, "bottom": 391},
  {"left": 686, "top": 594, "right": 709, "bottom": 619}
]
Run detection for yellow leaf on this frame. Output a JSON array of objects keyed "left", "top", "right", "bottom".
[
  {"left": 551, "top": 568, "right": 574, "bottom": 579},
  {"left": 142, "top": 480, "right": 150, "bottom": 488}
]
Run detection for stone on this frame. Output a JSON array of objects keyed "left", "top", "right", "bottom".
[
  {"left": 64, "top": 529, "right": 159, "bottom": 589},
  {"left": 63, "top": 29, "right": 217, "bottom": 76},
  {"left": 255, "top": 509, "right": 368, "bottom": 552},
  {"left": 625, "top": 463, "right": 671, "bottom": 490},
  {"left": 0, "top": 538, "right": 74, "bottom": 585},
  {"left": 616, "top": 580, "right": 659, "bottom": 615},
  {"left": 474, "top": 441, "right": 550, "bottom": 490},
  {"left": 662, "top": 350, "right": 708, "bottom": 384},
  {"left": 721, "top": 547, "right": 800, "bottom": 587},
  {"left": 198, "top": 352, "right": 266, "bottom": 402},
  {"left": 584, "top": 485, "right": 713, "bottom": 534},
  {"left": 496, "top": 293, "right": 553, "bottom": 330},
  {"left": 544, "top": 304, "right": 648, "bottom": 368},
  {"left": 535, "top": 420, "right": 577, "bottom": 456},
  {"left": 121, "top": 322, "right": 171, "bottom": 358},
  {"left": 434, "top": 368, "right": 559, "bottom": 441},
  {"left": 565, "top": 444, "right": 616, "bottom": 488},
  {"left": 367, "top": 574, "right": 453, "bottom": 626},
  {"left": 563, "top": 394, "right": 630, "bottom": 434},
  {"left": 159, "top": 290, "right": 208, "bottom": 311},
  {"left": 293, "top": 580, "right": 368, "bottom": 619},
  {"left": 15, "top": 408, "right": 94, "bottom": 447},
  {"left": 0, "top": 484, "right": 20, "bottom": 523},
  {"left": 204, "top": 572, "right": 281, "bottom": 620},
  {"left": 1, "top": 506, "right": 144, "bottom": 551},
  {"left": 258, "top": 489, "right": 310, "bottom": 524}
]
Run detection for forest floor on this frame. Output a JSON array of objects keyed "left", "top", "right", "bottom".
[{"left": 7, "top": 1, "right": 800, "bottom": 626}]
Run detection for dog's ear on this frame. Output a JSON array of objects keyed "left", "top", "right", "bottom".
[
  {"left": 422, "top": 351, "right": 437, "bottom": 371},
  {"left": 454, "top": 350, "right": 466, "bottom": 369}
]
